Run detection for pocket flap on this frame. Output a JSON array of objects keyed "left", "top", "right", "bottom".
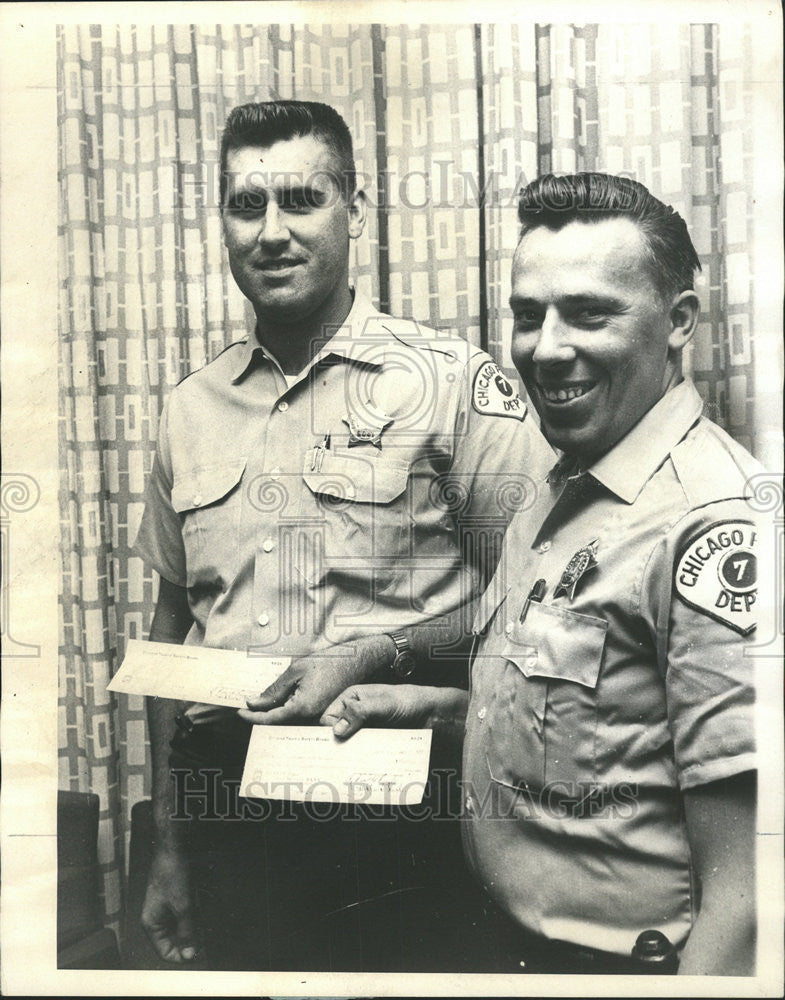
[
  {"left": 302, "top": 451, "right": 409, "bottom": 504},
  {"left": 503, "top": 602, "right": 608, "bottom": 688},
  {"left": 171, "top": 459, "right": 247, "bottom": 513}
]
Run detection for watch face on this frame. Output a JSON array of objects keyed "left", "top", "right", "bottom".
[{"left": 392, "top": 652, "right": 415, "bottom": 679}]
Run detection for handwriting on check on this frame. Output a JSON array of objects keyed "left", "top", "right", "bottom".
[
  {"left": 240, "top": 727, "right": 433, "bottom": 806},
  {"left": 107, "top": 639, "right": 290, "bottom": 708}
]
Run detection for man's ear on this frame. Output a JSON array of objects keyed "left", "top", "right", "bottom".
[
  {"left": 667, "top": 289, "right": 700, "bottom": 354},
  {"left": 347, "top": 189, "right": 368, "bottom": 240}
]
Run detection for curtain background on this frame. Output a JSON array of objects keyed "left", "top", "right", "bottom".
[{"left": 57, "top": 21, "right": 773, "bottom": 933}]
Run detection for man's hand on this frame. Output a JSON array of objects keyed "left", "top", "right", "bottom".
[
  {"left": 141, "top": 846, "right": 199, "bottom": 964},
  {"left": 238, "top": 636, "right": 394, "bottom": 725},
  {"left": 320, "top": 684, "right": 468, "bottom": 741},
  {"left": 319, "top": 684, "right": 435, "bottom": 737}
]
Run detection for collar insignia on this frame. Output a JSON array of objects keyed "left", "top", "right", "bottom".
[{"left": 553, "top": 539, "right": 599, "bottom": 600}]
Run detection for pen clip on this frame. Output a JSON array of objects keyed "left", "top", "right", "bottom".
[
  {"left": 311, "top": 433, "right": 330, "bottom": 472},
  {"left": 520, "top": 578, "right": 547, "bottom": 623}
]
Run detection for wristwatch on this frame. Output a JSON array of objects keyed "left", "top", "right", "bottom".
[{"left": 386, "top": 630, "right": 416, "bottom": 679}]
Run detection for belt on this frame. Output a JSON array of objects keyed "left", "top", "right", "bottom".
[
  {"left": 516, "top": 932, "right": 678, "bottom": 975},
  {"left": 489, "top": 904, "right": 679, "bottom": 975}
]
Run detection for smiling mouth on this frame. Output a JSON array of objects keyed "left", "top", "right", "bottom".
[
  {"left": 256, "top": 259, "right": 303, "bottom": 272},
  {"left": 538, "top": 382, "right": 597, "bottom": 403}
]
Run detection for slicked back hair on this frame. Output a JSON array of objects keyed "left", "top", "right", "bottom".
[
  {"left": 220, "top": 100, "right": 356, "bottom": 206},
  {"left": 517, "top": 172, "right": 701, "bottom": 301}
]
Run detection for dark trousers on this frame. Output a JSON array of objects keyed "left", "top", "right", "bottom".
[
  {"left": 169, "top": 725, "right": 502, "bottom": 972},
  {"left": 478, "top": 900, "right": 679, "bottom": 975},
  {"left": 169, "top": 726, "right": 677, "bottom": 974}
]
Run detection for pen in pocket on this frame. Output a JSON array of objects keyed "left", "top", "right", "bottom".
[
  {"left": 310, "top": 433, "right": 330, "bottom": 472},
  {"left": 520, "top": 578, "right": 547, "bottom": 622}
]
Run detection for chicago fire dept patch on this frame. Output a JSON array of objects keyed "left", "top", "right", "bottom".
[
  {"left": 471, "top": 361, "right": 527, "bottom": 421},
  {"left": 674, "top": 520, "right": 757, "bottom": 635}
]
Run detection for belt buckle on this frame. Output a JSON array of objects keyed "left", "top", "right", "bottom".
[{"left": 175, "top": 710, "right": 195, "bottom": 733}]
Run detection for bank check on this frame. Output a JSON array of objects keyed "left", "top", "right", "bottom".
[
  {"left": 240, "top": 726, "right": 433, "bottom": 806},
  {"left": 107, "top": 638, "right": 290, "bottom": 708}
]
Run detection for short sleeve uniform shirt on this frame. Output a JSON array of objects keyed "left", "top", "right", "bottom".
[
  {"left": 134, "top": 291, "right": 554, "bottom": 657},
  {"left": 463, "top": 381, "right": 762, "bottom": 956}
]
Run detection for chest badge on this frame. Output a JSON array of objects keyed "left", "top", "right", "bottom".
[
  {"left": 553, "top": 539, "right": 599, "bottom": 600},
  {"left": 342, "top": 412, "right": 391, "bottom": 450}
]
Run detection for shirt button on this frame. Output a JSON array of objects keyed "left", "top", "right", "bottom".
[
  {"left": 538, "top": 540, "right": 551, "bottom": 553},
  {"left": 192, "top": 494, "right": 203, "bottom": 507},
  {"left": 465, "top": 796, "right": 474, "bottom": 814},
  {"left": 262, "top": 538, "right": 274, "bottom": 553},
  {"left": 277, "top": 401, "right": 289, "bottom": 412},
  {"left": 504, "top": 621, "right": 514, "bottom": 636},
  {"left": 269, "top": 468, "right": 281, "bottom": 481},
  {"left": 477, "top": 707, "right": 487, "bottom": 721},
  {"left": 257, "top": 612, "right": 270, "bottom": 627}
]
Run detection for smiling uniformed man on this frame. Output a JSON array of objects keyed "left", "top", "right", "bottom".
[
  {"left": 132, "top": 101, "right": 553, "bottom": 971},
  {"left": 323, "top": 172, "right": 762, "bottom": 976}
]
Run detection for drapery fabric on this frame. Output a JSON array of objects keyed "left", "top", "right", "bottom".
[{"left": 58, "top": 22, "right": 765, "bottom": 932}]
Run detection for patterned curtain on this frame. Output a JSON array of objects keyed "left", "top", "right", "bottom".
[{"left": 57, "top": 21, "right": 767, "bottom": 933}]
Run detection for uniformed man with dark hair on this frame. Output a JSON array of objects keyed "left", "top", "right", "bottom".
[
  {"left": 323, "top": 172, "right": 761, "bottom": 976},
  {"left": 133, "top": 100, "right": 553, "bottom": 971}
]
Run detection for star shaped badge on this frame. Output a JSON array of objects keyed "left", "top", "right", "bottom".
[
  {"left": 553, "top": 539, "right": 599, "bottom": 600},
  {"left": 342, "top": 412, "right": 391, "bottom": 450}
]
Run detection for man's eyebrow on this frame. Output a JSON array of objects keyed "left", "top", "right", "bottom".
[
  {"left": 277, "top": 184, "right": 327, "bottom": 200},
  {"left": 223, "top": 187, "right": 267, "bottom": 207},
  {"left": 509, "top": 293, "right": 627, "bottom": 309},
  {"left": 225, "top": 183, "right": 327, "bottom": 204},
  {"left": 559, "top": 293, "right": 626, "bottom": 307}
]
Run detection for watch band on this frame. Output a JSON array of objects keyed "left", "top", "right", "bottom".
[
  {"left": 385, "top": 630, "right": 415, "bottom": 678},
  {"left": 387, "top": 630, "right": 410, "bottom": 656}
]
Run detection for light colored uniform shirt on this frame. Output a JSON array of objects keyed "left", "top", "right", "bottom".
[
  {"left": 134, "top": 291, "right": 554, "bottom": 658},
  {"left": 463, "top": 380, "right": 761, "bottom": 956}
]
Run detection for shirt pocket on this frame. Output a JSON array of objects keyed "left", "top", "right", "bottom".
[
  {"left": 298, "top": 449, "right": 410, "bottom": 590},
  {"left": 171, "top": 459, "right": 247, "bottom": 589},
  {"left": 497, "top": 601, "right": 608, "bottom": 790}
]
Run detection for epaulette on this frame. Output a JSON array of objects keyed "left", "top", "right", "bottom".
[
  {"left": 377, "top": 317, "right": 468, "bottom": 360},
  {"left": 670, "top": 420, "right": 762, "bottom": 509},
  {"left": 174, "top": 339, "right": 247, "bottom": 387}
]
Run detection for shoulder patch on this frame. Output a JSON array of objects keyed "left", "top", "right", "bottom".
[
  {"left": 674, "top": 520, "right": 757, "bottom": 635},
  {"left": 472, "top": 360, "right": 527, "bottom": 421}
]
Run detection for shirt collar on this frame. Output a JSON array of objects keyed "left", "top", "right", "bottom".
[
  {"left": 230, "top": 290, "right": 389, "bottom": 383},
  {"left": 547, "top": 380, "right": 705, "bottom": 504}
]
